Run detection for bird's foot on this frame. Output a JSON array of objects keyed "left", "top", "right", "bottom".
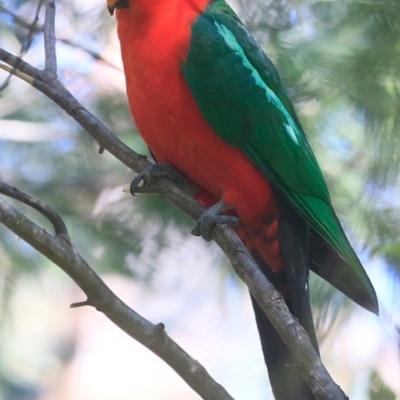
[
  {"left": 192, "top": 199, "right": 239, "bottom": 241},
  {"left": 124, "top": 163, "right": 194, "bottom": 196}
]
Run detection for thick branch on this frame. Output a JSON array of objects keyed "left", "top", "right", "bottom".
[
  {"left": 212, "top": 225, "right": 347, "bottom": 399},
  {"left": 0, "top": 196, "right": 234, "bottom": 400}
]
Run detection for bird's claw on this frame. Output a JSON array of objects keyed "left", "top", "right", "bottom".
[
  {"left": 191, "top": 215, "right": 239, "bottom": 241},
  {"left": 125, "top": 163, "right": 174, "bottom": 196},
  {"left": 129, "top": 169, "right": 154, "bottom": 195},
  {"left": 191, "top": 200, "right": 239, "bottom": 241},
  {"left": 125, "top": 163, "right": 196, "bottom": 196}
]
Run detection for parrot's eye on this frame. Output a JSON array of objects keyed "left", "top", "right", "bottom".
[
  {"left": 115, "top": 0, "right": 129, "bottom": 9},
  {"left": 108, "top": 0, "right": 129, "bottom": 15}
]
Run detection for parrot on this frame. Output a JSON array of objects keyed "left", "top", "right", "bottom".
[{"left": 107, "top": 0, "right": 379, "bottom": 398}]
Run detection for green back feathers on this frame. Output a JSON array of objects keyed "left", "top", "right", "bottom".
[{"left": 181, "top": 0, "right": 378, "bottom": 313}]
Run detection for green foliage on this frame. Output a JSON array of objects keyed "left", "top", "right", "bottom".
[
  {"left": 369, "top": 371, "right": 396, "bottom": 400},
  {"left": 250, "top": 0, "right": 400, "bottom": 277}
]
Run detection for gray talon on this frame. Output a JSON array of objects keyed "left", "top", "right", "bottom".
[
  {"left": 129, "top": 163, "right": 195, "bottom": 196},
  {"left": 192, "top": 200, "right": 239, "bottom": 241},
  {"left": 129, "top": 163, "right": 172, "bottom": 195},
  {"left": 130, "top": 172, "right": 149, "bottom": 195}
]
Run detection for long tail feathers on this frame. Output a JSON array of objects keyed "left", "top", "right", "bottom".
[
  {"left": 249, "top": 205, "right": 318, "bottom": 400},
  {"left": 251, "top": 297, "right": 316, "bottom": 400}
]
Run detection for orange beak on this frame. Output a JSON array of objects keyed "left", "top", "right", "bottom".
[{"left": 107, "top": 0, "right": 116, "bottom": 15}]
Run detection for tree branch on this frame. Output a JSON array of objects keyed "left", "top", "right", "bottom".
[
  {"left": 0, "top": 182, "right": 69, "bottom": 238},
  {"left": 0, "top": 193, "right": 234, "bottom": 400},
  {"left": 43, "top": 0, "right": 57, "bottom": 74}
]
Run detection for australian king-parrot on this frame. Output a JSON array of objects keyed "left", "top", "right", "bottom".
[{"left": 107, "top": 0, "right": 379, "bottom": 398}]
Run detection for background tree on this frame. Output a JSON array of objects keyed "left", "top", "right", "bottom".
[{"left": 0, "top": 0, "right": 399, "bottom": 399}]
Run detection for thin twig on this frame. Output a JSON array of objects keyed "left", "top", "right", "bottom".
[
  {"left": 0, "top": 181, "right": 69, "bottom": 239},
  {"left": 0, "top": 0, "right": 44, "bottom": 92},
  {"left": 0, "top": 63, "right": 34, "bottom": 85},
  {"left": 0, "top": 4, "right": 42, "bottom": 32},
  {"left": 20, "top": 0, "right": 45, "bottom": 55},
  {"left": 0, "top": 5, "right": 119, "bottom": 70},
  {"left": 44, "top": 0, "right": 57, "bottom": 74},
  {"left": 0, "top": 45, "right": 43, "bottom": 81}
]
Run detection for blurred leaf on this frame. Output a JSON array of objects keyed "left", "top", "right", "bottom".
[{"left": 369, "top": 370, "right": 396, "bottom": 400}]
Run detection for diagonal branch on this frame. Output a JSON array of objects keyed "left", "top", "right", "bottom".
[
  {"left": 0, "top": 47, "right": 43, "bottom": 80},
  {"left": 0, "top": 193, "right": 234, "bottom": 400}
]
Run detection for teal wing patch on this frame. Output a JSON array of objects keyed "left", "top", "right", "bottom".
[
  {"left": 181, "top": 0, "right": 378, "bottom": 312},
  {"left": 182, "top": 3, "right": 329, "bottom": 200}
]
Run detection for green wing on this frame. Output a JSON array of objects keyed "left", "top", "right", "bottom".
[{"left": 181, "top": 0, "right": 378, "bottom": 313}]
